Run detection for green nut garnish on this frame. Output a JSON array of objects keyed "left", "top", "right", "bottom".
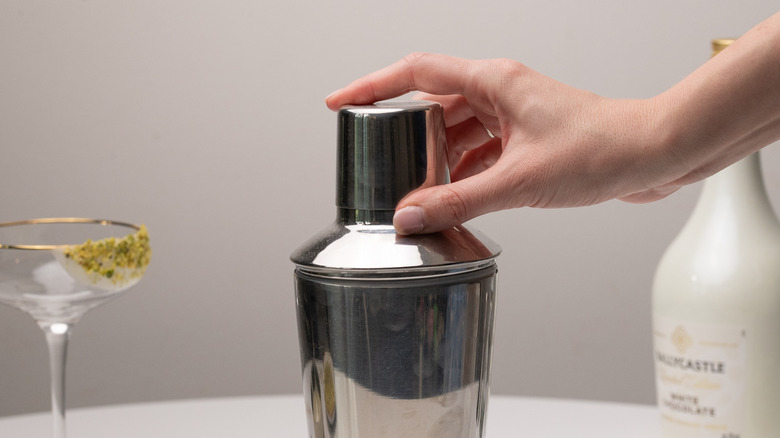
[{"left": 62, "top": 225, "right": 151, "bottom": 287}]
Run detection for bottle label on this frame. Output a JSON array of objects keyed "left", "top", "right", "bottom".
[{"left": 653, "top": 315, "right": 747, "bottom": 438}]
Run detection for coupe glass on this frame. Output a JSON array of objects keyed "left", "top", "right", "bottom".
[{"left": 0, "top": 218, "right": 151, "bottom": 438}]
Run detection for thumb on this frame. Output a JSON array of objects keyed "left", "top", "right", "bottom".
[{"left": 393, "top": 173, "right": 502, "bottom": 235}]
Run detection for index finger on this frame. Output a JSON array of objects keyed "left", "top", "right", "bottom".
[{"left": 325, "top": 53, "right": 474, "bottom": 110}]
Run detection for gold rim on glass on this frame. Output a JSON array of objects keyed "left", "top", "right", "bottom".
[{"left": 0, "top": 218, "right": 141, "bottom": 250}]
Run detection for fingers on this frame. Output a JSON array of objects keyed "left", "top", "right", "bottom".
[
  {"left": 446, "top": 117, "right": 498, "bottom": 170},
  {"left": 325, "top": 53, "right": 474, "bottom": 110},
  {"left": 393, "top": 166, "right": 506, "bottom": 235},
  {"left": 450, "top": 137, "right": 503, "bottom": 181},
  {"left": 413, "top": 93, "right": 475, "bottom": 127}
]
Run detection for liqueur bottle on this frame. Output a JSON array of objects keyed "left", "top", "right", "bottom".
[{"left": 652, "top": 39, "right": 780, "bottom": 438}]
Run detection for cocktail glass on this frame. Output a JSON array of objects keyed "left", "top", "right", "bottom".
[{"left": 0, "top": 218, "right": 151, "bottom": 438}]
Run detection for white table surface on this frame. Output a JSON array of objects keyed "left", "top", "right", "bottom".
[{"left": 0, "top": 394, "right": 659, "bottom": 437}]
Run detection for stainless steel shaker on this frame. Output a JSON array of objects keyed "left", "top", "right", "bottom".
[{"left": 291, "top": 101, "right": 500, "bottom": 438}]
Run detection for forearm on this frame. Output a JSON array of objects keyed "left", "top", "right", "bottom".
[{"left": 653, "top": 11, "right": 780, "bottom": 186}]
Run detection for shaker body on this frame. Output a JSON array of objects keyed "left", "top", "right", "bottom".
[
  {"left": 295, "top": 265, "right": 497, "bottom": 438},
  {"left": 291, "top": 101, "right": 500, "bottom": 438}
]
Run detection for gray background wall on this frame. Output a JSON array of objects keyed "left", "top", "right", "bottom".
[{"left": 1, "top": 0, "right": 778, "bottom": 417}]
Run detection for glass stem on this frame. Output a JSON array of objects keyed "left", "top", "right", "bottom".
[{"left": 40, "top": 322, "right": 73, "bottom": 438}]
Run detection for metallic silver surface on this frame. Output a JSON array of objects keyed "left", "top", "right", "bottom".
[
  {"left": 290, "top": 222, "right": 500, "bottom": 273},
  {"left": 292, "top": 101, "right": 500, "bottom": 437},
  {"left": 295, "top": 267, "right": 496, "bottom": 438},
  {"left": 336, "top": 101, "right": 449, "bottom": 213}
]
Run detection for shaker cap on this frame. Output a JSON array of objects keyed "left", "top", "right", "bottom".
[
  {"left": 291, "top": 100, "right": 500, "bottom": 274},
  {"left": 336, "top": 101, "right": 449, "bottom": 211}
]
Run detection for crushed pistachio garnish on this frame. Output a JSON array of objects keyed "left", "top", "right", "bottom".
[{"left": 62, "top": 224, "right": 151, "bottom": 287}]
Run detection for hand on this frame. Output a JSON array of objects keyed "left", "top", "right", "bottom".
[{"left": 325, "top": 53, "right": 675, "bottom": 234}]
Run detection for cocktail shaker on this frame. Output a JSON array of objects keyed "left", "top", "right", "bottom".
[{"left": 291, "top": 101, "right": 500, "bottom": 438}]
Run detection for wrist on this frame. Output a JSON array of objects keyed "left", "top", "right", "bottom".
[{"left": 589, "top": 96, "right": 681, "bottom": 199}]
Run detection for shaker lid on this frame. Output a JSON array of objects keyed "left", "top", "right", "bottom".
[
  {"left": 291, "top": 100, "right": 501, "bottom": 274},
  {"left": 290, "top": 222, "right": 501, "bottom": 274},
  {"left": 336, "top": 101, "right": 449, "bottom": 212}
]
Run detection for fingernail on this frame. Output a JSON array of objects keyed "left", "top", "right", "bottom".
[
  {"left": 324, "top": 88, "right": 342, "bottom": 103},
  {"left": 393, "top": 206, "right": 425, "bottom": 235}
]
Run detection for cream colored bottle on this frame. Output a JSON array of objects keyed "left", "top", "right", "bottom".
[{"left": 652, "top": 39, "right": 780, "bottom": 438}]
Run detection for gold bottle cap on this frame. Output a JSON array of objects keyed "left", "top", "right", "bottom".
[{"left": 711, "top": 38, "right": 736, "bottom": 57}]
